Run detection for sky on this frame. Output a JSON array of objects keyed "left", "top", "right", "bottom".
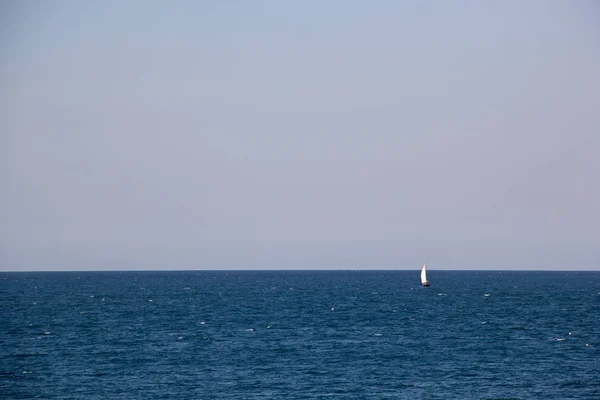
[{"left": 1, "top": 1, "right": 599, "bottom": 271}]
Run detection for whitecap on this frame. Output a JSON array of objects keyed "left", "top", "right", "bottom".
[{"left": 484, "top": 294, "right": 490, "bottom": 297}]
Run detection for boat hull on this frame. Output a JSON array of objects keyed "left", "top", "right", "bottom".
[{"left": 422, "top": 282, "right": 430, "bottom": 287}]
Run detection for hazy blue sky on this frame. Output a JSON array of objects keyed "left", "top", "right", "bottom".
[{"left": 1, "top": 1, "right": 599, "bottom": 271}]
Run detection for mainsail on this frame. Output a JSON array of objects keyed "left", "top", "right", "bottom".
[{"left": 421, "top": 264, "right": 429, "bottom": 286}]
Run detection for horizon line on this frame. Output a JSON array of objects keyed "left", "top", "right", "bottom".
[{"left": 1, "top": 268, "right": 599, "bottom": 273}]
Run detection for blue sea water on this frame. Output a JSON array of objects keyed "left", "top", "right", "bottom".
[{"left": 1, "top": 270, "right": 599, "bottom": 399}]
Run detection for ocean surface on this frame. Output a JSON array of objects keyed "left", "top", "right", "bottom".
[{"left": 1, "top": 270, "right": 599, "bottom": 399}]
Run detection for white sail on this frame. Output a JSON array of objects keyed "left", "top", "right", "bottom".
[{"left": 421, "top": 264, "right": 428, "bottom": 285}]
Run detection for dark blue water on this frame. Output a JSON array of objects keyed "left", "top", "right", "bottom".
[{"left": 2, "top": 271, "right": 599, "bottom": 399}]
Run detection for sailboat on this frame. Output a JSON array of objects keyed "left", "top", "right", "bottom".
[{"left": 421, "top": 264, "right": 430, "bottom": 287}]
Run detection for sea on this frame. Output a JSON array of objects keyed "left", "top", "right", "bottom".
[{"left": 1, "top": 270, "right": 599, "bottom": 400}]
